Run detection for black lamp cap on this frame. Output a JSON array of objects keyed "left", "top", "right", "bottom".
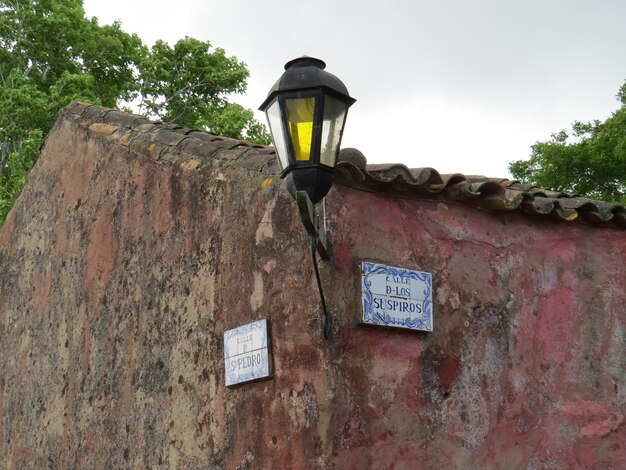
[
  {"left": 284, "top": 56, "right": 326, "bottom": 70},
  {"left": 259, "top": 56, "right": 355, "bottom": 111}
]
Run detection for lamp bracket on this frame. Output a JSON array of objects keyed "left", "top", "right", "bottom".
[
  {"left": 296, "top": 190, "right": 317, "bottom": 236},
  {"left": 296, "top": 190, "right": 333, "bottom": 339},
  {"left": 295, "top": 191, "right": 330, "bottom": 260}
]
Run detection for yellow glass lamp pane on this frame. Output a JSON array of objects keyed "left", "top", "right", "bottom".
[{"left": 286, "top": 97, "right": 315, "bottom": 161}]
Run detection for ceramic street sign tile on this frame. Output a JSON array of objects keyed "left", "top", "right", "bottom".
[
  {"left": 361, "top": 261, "right": 433, "bottom": 332},
  {"left": 224, "top": 319, "right": 272, "bottom": 386}
]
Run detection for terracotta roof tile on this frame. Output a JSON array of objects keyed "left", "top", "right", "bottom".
[
  {"left": 334, "top": 156, "right": 626, "bottom": 229},
  {"left": 63, "top": 102, "right": 626, "bottom": 229},
  {"left": 101, "top": 109, "right": 140, "bottom": 128},
  {"left": 62, "top": 102, "right": 277, "bottom": 174},
  {"left": 152, "top": 129, "right": 188, "bottom": 147}
]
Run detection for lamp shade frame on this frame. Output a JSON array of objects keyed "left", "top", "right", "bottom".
[
  {"left": 260, "top": 57, "right": 356, "bottom": 202},
  {"left": 265, "top": 88, "right": 353, "bottom": 177}
]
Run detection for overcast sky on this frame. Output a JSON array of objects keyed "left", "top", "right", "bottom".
[{"left": 83, "top": 0, "right": 626, "bottom": 178}]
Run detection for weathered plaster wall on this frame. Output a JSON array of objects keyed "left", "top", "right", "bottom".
[
  {"left": 327, "top": 189, "right": 626, "bottom": 469},
  {"left": 1, "top": 113, "right": 625, "bottom": 469}
]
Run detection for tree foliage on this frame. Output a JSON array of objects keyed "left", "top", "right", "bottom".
[
  {"left": 0, "top": 0, "right": 270, "bottom": 224},
  {"left": 509, "top": 81, "right": 626, "bottom": 204}
]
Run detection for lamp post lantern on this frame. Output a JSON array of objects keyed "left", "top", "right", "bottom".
[
  {"left": 260, "top": 57, "right": 355, "bottom": 339},
  {"left": 259, "top": 56, "right": 356, "bottom": 205}
]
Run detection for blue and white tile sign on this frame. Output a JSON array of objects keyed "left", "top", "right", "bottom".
[
  {"left": 224, "top": 319, "right": 271, "bottom": 386},
  {"left": 361, "top": 261, "right": 433, "bottom": 332}
]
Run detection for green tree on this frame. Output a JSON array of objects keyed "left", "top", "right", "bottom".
[
  {"left": 136, "top": 37, "right": 270, "bottom": 142},
  {"left": 0, "top": 0, "right": 269, "bottom": 225},
  {"left": 509, "top": 81, "right": 626, "bottom": 204}
]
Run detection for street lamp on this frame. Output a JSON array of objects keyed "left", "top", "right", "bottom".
[
  {"left": 260, "top": 56, "right": 356, "bottom": 338},
  {"left": 260, "top": 57, "right": 355, "bottom": 254}
]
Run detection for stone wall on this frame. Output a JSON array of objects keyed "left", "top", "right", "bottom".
[{"left": 1, "top": 108, "right": 624, "bottom": 469}]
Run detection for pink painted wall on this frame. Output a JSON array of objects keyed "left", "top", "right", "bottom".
[
  {"left": 1, "top": 111, "right": 624, "bottom": 469},
  {"left": 324, "top": 186, "right": 625, "bottom": 468}
]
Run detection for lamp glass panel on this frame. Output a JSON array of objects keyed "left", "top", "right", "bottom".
[
  {"left": 265, "top": 99, "right": 289, "bottom": 170},
  {"left": 285, "top": 97, "right": 315, "bottom": 161},
  {"left": 320, "top": 95, "right": 347, "bottom": 167}
]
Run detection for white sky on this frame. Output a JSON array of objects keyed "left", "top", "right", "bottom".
[{"left": 83, "top": 0, "right": 626, "bottom": 178}]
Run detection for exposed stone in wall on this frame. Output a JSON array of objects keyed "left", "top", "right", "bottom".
[{"left": 1, "top": 107, "right": 625, "bottom": 469}]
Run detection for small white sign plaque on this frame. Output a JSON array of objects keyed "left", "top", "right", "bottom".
[
  {"left": 224, "top": 319, "right": 272, "bottom": 386},
  {"left": 361, "top": 261, "right": 433, "bottom": 332}
]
